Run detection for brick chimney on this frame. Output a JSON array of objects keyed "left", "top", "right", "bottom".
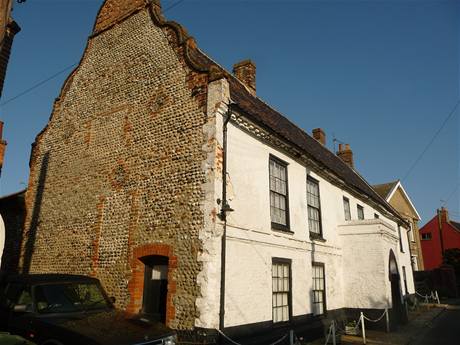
[
  {"left": 439, "top": 207, "right": 449, "bottom": 223},
  {"left": 337, "top": 143, "right": 354, "bottom": 168},
  {"left": 233, "top": 59, "right": 256, "bottom": 95},
  {"left": 312, "top": 128, "right": 326, "bottom": 146},
  {"left": 0, "top": 121, "right": 7, "bottom": 173}
]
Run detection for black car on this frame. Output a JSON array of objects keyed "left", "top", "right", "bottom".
[{"left": 0, "top": 274, "right": 176, "bottom": 345}]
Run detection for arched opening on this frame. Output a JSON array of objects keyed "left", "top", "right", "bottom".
[
  {"left": 388, "top": 249, "right": 406, "bottom": 329},
  {"left": 140, "top": 255, "right": 169, "bottom": 323}
]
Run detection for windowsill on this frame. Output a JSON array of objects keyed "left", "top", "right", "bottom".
[
  {"left": 272, "top": 319, "right": 293, "bottom": 327},
  {"left": 271, "top": 222, "right": 291, "bottom": 232},
  {"left": 272, "top": 228, "right": 294, "bottom": 235},
  {"left": 310, "top": 232, "right": 326, "bottom": 242}
]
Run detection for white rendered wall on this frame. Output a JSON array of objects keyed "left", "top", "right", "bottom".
[
  {"left": 198, "top": 80, "right": 415, "bottom": 328},
  {"left": 220, "top": 119, "right": 415, "bottom": 327}
]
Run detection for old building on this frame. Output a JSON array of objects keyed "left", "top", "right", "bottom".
[
  {"left": 20, "top": 0, "right": 415, "bottom": 342},
  {"left": 419, "top": 207, "right": 460, "bottom": 270},
  {"left": 373, "top": 180, "right": 423, "bottom": 271},
  {"left": 0, "top": 0, "right": 21, "bottom": 269}
]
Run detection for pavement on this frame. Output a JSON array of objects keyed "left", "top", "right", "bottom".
[{"left": 304, "top": 300, "right": 460, "bottom": 345}]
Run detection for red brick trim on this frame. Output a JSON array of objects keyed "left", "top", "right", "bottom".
[{"left": 127, "top": 243, "right": 177, "bottom": 326}]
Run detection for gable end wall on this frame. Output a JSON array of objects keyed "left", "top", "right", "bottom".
[{"left": 21, "top": 8, "right": 210, "bottom": 330}]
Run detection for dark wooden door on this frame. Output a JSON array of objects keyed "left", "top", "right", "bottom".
[
  {"left": 142, "top": 256, "right": 168, "bottom": 323},
  {"left": 390, "top": 274, "right": 403, "bottom": 330}
]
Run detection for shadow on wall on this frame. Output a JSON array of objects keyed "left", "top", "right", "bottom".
[{"left": 22, "top": 151, "right": 49, "bottom": 274}]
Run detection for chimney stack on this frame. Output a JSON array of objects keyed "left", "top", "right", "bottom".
[
  {"left": 312, "top": 128, "right": 326, "bottom": 146},
  {"left": 233, "top": 59, "right": 256, "bottom": 95},
  {"left": 439, "top": 207, "right": 449, "bottom": 223},
  {"left": 337, "top": 143, "right": 354, "bottom": 168}
]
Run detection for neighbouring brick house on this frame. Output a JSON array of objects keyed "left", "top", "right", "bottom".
[
  {"left": 19, "top": 0, "right": 415, "bottom": 343},
  {"left": 373, "top": 180, "right": 424, "bottom": 271},
  {"left": 419, "top": 207, "right": 460, "bottom": 270}
]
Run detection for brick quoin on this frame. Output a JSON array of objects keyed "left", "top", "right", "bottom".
[{"left": 127, "top": 243, "right": 178, "bottom": 327}]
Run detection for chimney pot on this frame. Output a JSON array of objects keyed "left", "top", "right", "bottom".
[
  {"left": 337, "top": 143, "right": 354, "bottom": 168},
  {"left": 233, "top": 59, "right": 256, "bottom": 95},
  {"left": 312, "top": 128, "right": 326, "bottom": 146}
]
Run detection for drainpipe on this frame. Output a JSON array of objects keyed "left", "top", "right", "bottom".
[
  {"left": 437, "top": 209, "right": 445, "bottom": 262},
  {"left": 219, "top": 103, "right": 234, "bottom": 331}
]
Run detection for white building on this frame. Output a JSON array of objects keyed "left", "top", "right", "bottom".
[
  {"left": 19, "top": 2, "right": 415, "bottom": 342},
  {"left": 199, "top": 72, "right": 415, "bottom": 340}
]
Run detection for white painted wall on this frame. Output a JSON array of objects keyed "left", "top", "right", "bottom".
[
  {"left": 220, "top": 117, "right": 415, "bottom": 327},
  {"left": 196, "top": 78, "right": 415, "bottom": 329}
]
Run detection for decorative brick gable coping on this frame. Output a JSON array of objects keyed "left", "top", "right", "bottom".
[
  {"left": 127, "top": 244, "right": 178, "bottom": 327},
  {"left": 93, "top": 0, "right": 149, "bottom": 35}
]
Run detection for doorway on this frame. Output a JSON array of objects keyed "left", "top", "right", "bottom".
[
  {"left": 141, "top": 255, "right": 169, "bottom": 323},
  {"left": 389, "top": 250, "right": 405, "bottom": 329}
]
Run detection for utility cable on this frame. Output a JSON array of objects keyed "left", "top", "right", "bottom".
[
  {"left": 402, "top": 99, "right": 460, "bottom": 181},
  {"left": 164, "top": 0, "right": 186, "bottom": 12},
  {"left": 0, "top": 0, "right": 187, "bottom": 109},
  {"left": 0, "top": 63, "right": 77, "bottom": 108}
]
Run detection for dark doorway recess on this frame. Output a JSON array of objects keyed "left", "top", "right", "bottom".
[
  {"left": 141, "top": 255, "right": 168, "bottom": 323},
  {"left": 389, "top": 249, "right": 406, "bottom": 330}
]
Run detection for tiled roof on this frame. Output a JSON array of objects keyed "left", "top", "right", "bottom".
[
  {"left": 190, "top": 47, "right": 403, "bottom": 222},
  {"left": 451, "top": 221, "right": 460, "bottom": 232},
  {"left": 100, "top": 1, "right": 405, "bottom": 224},
  {"left": 372, "top": 181, "right": 399, "bottom": 200}
]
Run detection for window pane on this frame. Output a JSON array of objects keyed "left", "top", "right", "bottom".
[
  {"left": 272, "top": 262, "right": 290, "bottom": 323},
  {"left": 312, "top": 264, "right": 325, "bottom": 315},
  {"left": 307, "top": 178, "right": 322, "bottom": 235}
]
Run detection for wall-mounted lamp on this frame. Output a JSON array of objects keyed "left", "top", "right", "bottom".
[{"left": 217, "top": 198, "right": 234, "bottom": 220}]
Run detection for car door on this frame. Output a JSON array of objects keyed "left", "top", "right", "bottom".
[
  {"left": 3, "top": 283, "right": 34, "bottom": 337},
  {"left": 0, "top": 281, "right": 11, "bottom": 330}
]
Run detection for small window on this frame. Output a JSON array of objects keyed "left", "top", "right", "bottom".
[
  {"left": 312, "top": 263, "right": 326, "bottom": 315},
  {"left": 409, "top": 222, "right": 415, "bottom": 242},
  {"left": 307, "top": 177, "right": 322, "bottom": 237},
  {"left": 402, "top": 266, "right": 408, "bottom": 294},
  {"left": 411, "top": 255, "right": 418, "bottom": 271},
  {"left": 421, "top": 233, "right": 432, "bottom": 240},
  {"left": 272, "top": 259, "right": 291, "bottom": 323},
  {"left": 357, "top": 205, "right": 364, "bottom": 220},
  {"left": 269, "top": 156, "right": 289, "bottom": 230},
  {"left": 398, "top": 225, "right": 404, "bottom": 252},
  {"left": 374, "top": 213, "right": 379, "bottom": 219},
  {"left": 343, "top": 197, "right": 351, "bottom": 221}
]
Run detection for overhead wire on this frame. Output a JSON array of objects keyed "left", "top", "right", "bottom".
[
  {"left": 0, "top": 63, "right": 77, "bottom": 108},
  {"left": 402, "top": 99, "right": 460, "bottom": 182},
  {"left": 0, "top": 0, "right": 187, "bottom": 109}
]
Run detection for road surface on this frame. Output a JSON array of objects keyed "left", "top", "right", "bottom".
[{"left": 411, "top": 309, "right": 460, "bottom": 345}]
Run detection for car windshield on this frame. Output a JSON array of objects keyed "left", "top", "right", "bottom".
[{"left": 34, "top": 282, "right": 110, "bottom": 314}]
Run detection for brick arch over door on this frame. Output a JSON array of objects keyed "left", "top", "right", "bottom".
[{"left": 127, "top": 243, "right": 177, "bottom": 326}]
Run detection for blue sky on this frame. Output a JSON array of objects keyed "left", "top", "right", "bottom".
[{"left": 1, "top": 0, "right": 459, "bottom": 224}]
